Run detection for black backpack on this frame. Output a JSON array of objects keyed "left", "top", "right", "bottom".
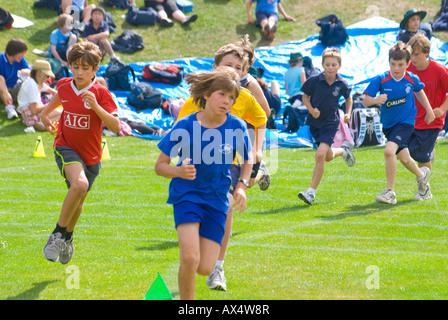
[
  {"left": 283, "top": 105, "right": 308, "bottom": 132},
  {"left": 127, "top": 82, "right": 163, "bottom": 110},
  {"left": 0, "top": 7, "right": 14, "bottom": 30},
  {"left": 126, "top": 7, "right": 159, "bottom": 26},
  {"left": 103, "top": 59, "right": 136, "bottom": 91},
  {"left": 111, "top": 30, "right": 144, "bottom": 53},
  {"left": 316, "top": 14, "right": 348, "bottom": 47}
]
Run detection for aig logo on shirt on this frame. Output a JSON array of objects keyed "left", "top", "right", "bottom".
[{"left": 64, "top": 112, "right": 90, "bottom": 130}]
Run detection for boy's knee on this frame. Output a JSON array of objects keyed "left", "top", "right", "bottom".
[
  {"left": 180, "top": 252, "right": 200, "bottom": 270},
  {"left": 70, "top": 178, "right": 89, "bottom": 195}
]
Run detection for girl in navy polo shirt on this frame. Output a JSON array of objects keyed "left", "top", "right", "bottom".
[{"left": 155, "top": 67, "right": 253, "bottom": 300}]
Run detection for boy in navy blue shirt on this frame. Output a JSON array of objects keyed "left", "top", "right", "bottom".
[
  {"left": 82, "top": 6, "right": 119, "bottom": 61},
  {"left": 298, "top": 47, "right": 354, "bottom": 205},
  {"left": 364, "top": 41, "right": 435, "bottom": 204}
]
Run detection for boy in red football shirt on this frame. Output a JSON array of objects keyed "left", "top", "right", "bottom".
[
  {"left": 40, "top": 41, "right": 120, "bottom": 263},
  {"left": 407, "top": 34, "right": 448, "bottom": 200}
]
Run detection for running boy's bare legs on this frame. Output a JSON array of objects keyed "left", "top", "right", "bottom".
[
  {"left": 310, "top": 143, "right": 343, "bottom": 189},
  {"left": 177, "top": 223, "right": 220, "bottom": 300},
  {"left": 58, "top": 163, "right": 89, "bottom": 229}
]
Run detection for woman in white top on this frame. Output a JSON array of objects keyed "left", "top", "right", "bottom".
[{"left": 17, "top": 60, "right": 62, "bottom": 131}]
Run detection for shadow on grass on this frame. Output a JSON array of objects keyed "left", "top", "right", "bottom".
[
  {"left": 318, "top": 199, "right": 416, "bottom": 221},
  {"left": 0, "top": 117, "right": 27, "bottom": 137},
  {"left": 136, "top": 240, "right": 178, "bottom": 251},
  {"left": 255, "top": 205, "right": 308, "bottom": 215},
  {"left": 6, "top": 280, "right": 58, "bottom": 300}
]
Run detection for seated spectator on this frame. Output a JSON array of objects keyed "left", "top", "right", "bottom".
[
  {"left": 60, "top": 0, "right": 95, "bottom": 29},
  {"left": 17, "top": 60, "right": 62, "bottom": 131},
  {"left": 398, "top": 9, "right": 432, "bottom": 43},
  {"left": 82, "top": 6, "right": 119, "bottom": 61},
  {"left": 0, "top": 38, "right": 31, "bottom": 119},
  {"left": 144, "top": 0, "right": 197, "bottom": 27},
  {"left": 48, "top": 13, "right": 78, "bottom": 68},
  {"left": 284, "top": 51, "right": 305, "bottom": 106},
  {"left": 248, "top": 66, "right": 281, "bottom": 115}
]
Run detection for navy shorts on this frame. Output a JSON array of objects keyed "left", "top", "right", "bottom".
[
  {"left": 309, "top": 126, "right": 338, "bottom": 146},
  {"left": 256, "top": 11, "right": 278, "bottom": 26},
  {"left": 383, "top": 123, "right": 414, "bottom": 154},
  {"left": 173, "top": 201, "right": 228, "bottom": 245},
  {"left": 408, "top": 128, "right": 440, "bottom": 163},
  {"left": 54, "top": 146, "right": 101, "bottom": 191}
]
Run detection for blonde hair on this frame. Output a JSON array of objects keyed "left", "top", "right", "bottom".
[
  {"left": 57, "top": 13, "right": 74, "bottom": 29},
  {"left": 234, "top": 34, "right": 255, "bottom": 67},
  {"left": 407, "top": 33, "right": 431, "bottom": 55},
  {"left": 322, "top": 47, "right": 342, "bottom": 64},
  {"left": 185, "top": 67, "right": 240, "bottom": 110},
  {"left": 214, "top": 43, "right": 248, "bottom": 69},
  {"left": 67, "top": 41, "right": 102, "bottom": 69}
]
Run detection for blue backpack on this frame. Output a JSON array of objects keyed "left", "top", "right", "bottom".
[{"left": 127, "top": 82, "right": 163, "bottom": 110}]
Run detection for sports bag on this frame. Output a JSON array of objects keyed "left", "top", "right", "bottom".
[
  {"left": 316, "top": 14, "right": 348, "bottom": 47},
  {"left": 332, "top": 109, "right": 354, "bottom": 148},
  {"left": 127, "top": 82, "right": 163, "bottom": 110},
  {"left": 350, "top": 108, "right": 384, "bottom": 147},
  {"left": 126, "top": 7, "right": 158, "bottom": 26},
  {"left": 102, "top": 0, "right": 131, "bottom": 9},
  {"left": 0, "top": 7, "right": 14, "bottom": 30},
  {"left": 283, "top": 101, "right": 308, "bottom": 132},
  {"left": 141, "top": 64, "right": 183, "bottom": 85},
  {"left": 111, "top": 30, "right": 144, "bottom": 53},
  {"left": 103, "top": 59, "right": 135, "bottom": 91}
]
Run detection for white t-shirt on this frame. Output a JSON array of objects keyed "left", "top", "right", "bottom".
[{"left": 17, "top": 77, "right": 49, "bottom": 113}]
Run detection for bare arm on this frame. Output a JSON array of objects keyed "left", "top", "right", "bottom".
[
  {"left": 81, "top": 90, "right": 121, "bottom": 133},
  {"left": 343, "top": 96, "right": 353, "bottom": 124},
  {"left": 41, "top": 92, "right": 62, "bottom": 133},
  {"left": 154, "top": 155, "right": 196, "bottom": 180},
  {"left": 433, "top": 95, "right": 448, "bottom": 118},
  {"left": 302, "top": 93, "right": 320, "bottom": 119},
  {"left": 415, "top": 90, "right": 435, "bottom": 124},
  {"left": 246, "top": 0, "right": 254, "bottom": 24},
  {"left": 278, "top": 3, "right": 295, "bottom": 21}
]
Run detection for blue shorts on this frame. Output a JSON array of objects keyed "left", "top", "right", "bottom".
[
  {"left": 383, "top": 123, "right": 414, "bottom": 154},
  {"left": 173, "top": 201, "right": 227, "bottom": 245},
  {"left": 309, "top": 126, "right": 338, "bottom": 146},
  {"left": 54, "top": 146, "right": 101, "bottom": 191},
  {"left": 256, "top": 11, "right": 278, "bottom": 26},
  {"left": 408, "top": 128, "right": 440, "bottom": 163}
]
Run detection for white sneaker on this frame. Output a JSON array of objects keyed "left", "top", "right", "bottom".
[
  {"left": 42, "top": 232, "right": 66, "bottom": 262},
  {"left": 341, "top": 141, "right": 355, "bottom": 167},
  {"left": 375, "top": 188, "right": 397, "bottom": 204},
  {"left": 298, "top": 190, "right": 315, "bottom": 205},
  {"left": 206, "top": 266, "right": 227, "bottom": 291},
  {"left": 414, "top": 189, "right": 433, "bottom": 201},
  {"left": 258, "top": 161, "right": 271, "bottom": 191},
  {"left": 417, "top": 167, "right": 431, "bottom": 196},
  {"left": 59, "top": 236, "right": 74, "bottom": 264},
  {"left": 5, "top": 105, "right": 18, "bottom": 119}
]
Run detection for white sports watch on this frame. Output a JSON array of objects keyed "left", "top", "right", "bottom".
[{"left": 238, "top": 179, "right": 249, "bottom": 187}]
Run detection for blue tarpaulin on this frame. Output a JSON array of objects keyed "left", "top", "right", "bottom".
[{"left": 99, "top": 17, "right": 448, "bottom": 147}]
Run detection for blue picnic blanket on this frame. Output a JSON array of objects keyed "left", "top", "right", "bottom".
[{"left": 98, "top": 16, "right": 448, "bottom": 148}]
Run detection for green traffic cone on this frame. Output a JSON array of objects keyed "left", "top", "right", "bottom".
[{"left": 143, "top": 272, "right": 173, "bottom": 300}]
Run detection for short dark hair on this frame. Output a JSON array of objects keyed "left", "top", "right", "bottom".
[
  {"left": 389, "top": 41, "right": 412, "bottom": 62},
  {"left": 5, "top": 38, "right": 28, "bottom": 56}
]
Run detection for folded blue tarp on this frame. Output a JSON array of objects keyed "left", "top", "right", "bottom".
[{"left": 99, "top": 17, "right": 448, "bottom": 147}]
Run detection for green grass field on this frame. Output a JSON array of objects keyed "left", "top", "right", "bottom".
[
  {"left": 1, "top": 132, "right": 447, "bottom": 300},
  {"left": 1, "top": 0, "right": 448, "bottom": 301}
]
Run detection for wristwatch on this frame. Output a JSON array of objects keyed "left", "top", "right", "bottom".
[{"left": 238, "top": 179, "right": 249, "bottom": 187}]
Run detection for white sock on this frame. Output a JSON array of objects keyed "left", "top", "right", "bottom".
[
  {"left": 307, "top": 187, "right": 316, "bottom": 194},
  {"left": 215, "top": 260, "right": 224, "bottom": 269},
  {"left": 417, "top": 168, "right": 426, "bottom": 181}
]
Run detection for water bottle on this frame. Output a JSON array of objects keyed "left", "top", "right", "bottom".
[{"left": 17, "top": 70, "right": 28, "bottom": 82}]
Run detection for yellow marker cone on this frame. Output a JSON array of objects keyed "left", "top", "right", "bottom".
[
  {"left": 143, "top": 272, "right": 173, "bottom": 300},
  {"left": 101, "top": 138, "right": 110, "bottom": 160},
  {"left": 33, "top": 136, "right": 45, "bottom": 158}
]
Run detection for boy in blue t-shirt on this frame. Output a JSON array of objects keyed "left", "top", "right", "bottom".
[
  {"left": 0, "top": 38, "right": 30, "bottom": 119},
  {"left": 364, "top": 41, "right": 435, "bottom": 204},
  {"left": 155, "top": 67, "right": 252, "bottom": 300},
  {"left": 49, "top": 13, "right": 78, "bottom": 68},
  {"left": 298, "top": 47, "right": 355, "bottom": 205}
]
